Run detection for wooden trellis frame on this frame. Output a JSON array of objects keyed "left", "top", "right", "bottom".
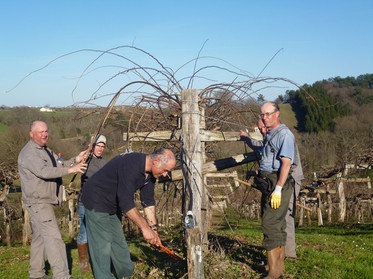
[{"left": 124, "top": 89, "right": 260, "bottom": 279}]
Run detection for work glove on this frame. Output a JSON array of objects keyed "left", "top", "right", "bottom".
[{"left": 270, "top": 185, "right": 282, "bottom": 209}]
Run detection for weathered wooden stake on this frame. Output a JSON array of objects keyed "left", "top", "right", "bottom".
[
  {"left": 68, "top": 198, "right": 75, "bottom": 242},
  {"left": 298, "top": 196, "right": 304, "bottom": 227},
  {"left": 327, "top": 184, "right": 333, "bottom": 224},
  {"left": 182, "top": 89, "right": 204, "bottom": 279},
  {"left": 3, "top": 207, "right": 11, "bottom": 246},
  {"left": 337, "top": 172, "right": 346, "bottom": 222},
  {"left": 317, "top": 192, "right": 323, "bottom": 226},
  {"left": 22, "top": 199, "right": 31, "bottom": 246},
  {"left": 200, "top": 106, "right": 209, "bottom": 247},
  {"left": 186, "top": 228, "right": 204, "bottom": 279}
]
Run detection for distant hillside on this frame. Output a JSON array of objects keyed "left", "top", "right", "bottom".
[
  {"left": 277, "top": 74, "right": 373, "bottom": 177},
  {"left": 279, "top": 103, "right": 298, "bottom": 130},
  {"left": 281, "top": 74, "right": 373, "bottom": 133}
]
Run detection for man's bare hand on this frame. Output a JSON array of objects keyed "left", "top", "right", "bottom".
[
  {"left": 68, "top": 162, "right": 87, "bottom": 174},
  {"left": 75, "top": 149, "right": 89, "bottom": 163},
  {"left": 240, "top": 130, "right": 249, "bottom": 140},
  {"left": 142, "top": 227, "right": 161, "bottom": 245}
]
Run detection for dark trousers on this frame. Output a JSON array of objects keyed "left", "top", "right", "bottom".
[
  {"left": 85, "top": 208, "right": 134, "bottom": 279},
  {"left": 260, "top": 171, "right": 294, "bottom": 251}
]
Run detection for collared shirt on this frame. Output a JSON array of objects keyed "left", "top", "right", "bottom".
[
  {"left": 260, "top": 124, "right": 295, "bottom": 172},
  {"left": 18, "top": 140, "right": 75, "bottom": 205}
]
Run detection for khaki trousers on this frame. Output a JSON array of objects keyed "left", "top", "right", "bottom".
[{"left": 27, "top": 203, "right": 70, "bottom": 279}]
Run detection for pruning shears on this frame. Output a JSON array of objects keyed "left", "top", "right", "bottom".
[{"left": 151, "top": 242, "right": 184, "bottom": 261}]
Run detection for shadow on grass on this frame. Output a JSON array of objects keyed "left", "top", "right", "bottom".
[
  {"left": 127, "top": 236, "right": 187, "bottom": 278},
  {"left": 207, "top": 233, "right": 267, "bottom": 274}
]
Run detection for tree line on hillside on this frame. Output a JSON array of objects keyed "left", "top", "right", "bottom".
[
  {"left": 326, "top": 73, "right": 373, "bottom": 89},
  {"left": 274, "top": 74, "right": 373, "bottom": 178},
  {"left": 281, "top": 84, "right": 350, "bottom": 133},
  {"left": 278, "top": 74, "right": 373, "bottom": 133}
]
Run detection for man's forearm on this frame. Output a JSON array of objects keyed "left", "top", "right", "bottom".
[
  {"left": 126, "top": 206, "right": 160, "bottom": 244},
  {"left": 126, "top": 207, "right": 150, "bottom": 231},
  {"left": 277, "top": 157, "right": 292, "bottom": 186},
  {"left": 144, "top": 206, "right": 157, "bottom": 226}
]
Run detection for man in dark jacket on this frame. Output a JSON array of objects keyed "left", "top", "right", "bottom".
[{"left": 82, "top": 148, "right": 176, "bottom": 279}]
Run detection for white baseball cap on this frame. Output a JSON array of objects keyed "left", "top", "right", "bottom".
[{"left": 91, "top": 134, "right": 106, "bottom": 145}]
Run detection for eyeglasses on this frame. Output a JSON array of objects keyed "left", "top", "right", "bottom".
[
  {"left": 259, "top": 110, "right": 277, "bottom": 118},
  {"left": 95, "top": 145, "right": 106, "bottom": 149}
]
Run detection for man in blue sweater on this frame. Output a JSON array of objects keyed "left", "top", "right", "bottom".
[{"left": 82, "top": 148, "right": 176, "bottom": 279}]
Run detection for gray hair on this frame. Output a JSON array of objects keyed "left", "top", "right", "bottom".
[
  {"left": 30, "top": 121, "right": 47, "bottom": 132},
  {"left": 150, "top": 148, "right": 174, "bottom": 166},
  {"left": 268, "top": 101, "right": 280, "bottom": 112}
]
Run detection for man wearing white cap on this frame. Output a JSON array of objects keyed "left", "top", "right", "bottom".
[{"left": 77, "top": 134, "right": 107, "bottom": 273}]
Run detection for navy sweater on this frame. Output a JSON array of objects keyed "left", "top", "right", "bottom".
[{"left": 82, "top": 152, "right": 156, "bottom": 214}]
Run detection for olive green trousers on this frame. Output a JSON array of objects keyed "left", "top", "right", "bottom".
[{"left": 260, "top": 171, "right": 294, "bottom": 251}]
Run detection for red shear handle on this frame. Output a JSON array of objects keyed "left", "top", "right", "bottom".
[{"left": 151, "top": 242, "right": 183, "bottom": 261}]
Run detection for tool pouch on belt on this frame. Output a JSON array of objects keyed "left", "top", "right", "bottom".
[
  {"left": 253, "top": 171, "right": 282, "bottom": 196},
  {"left": 253, "top": 175, "right": 271, "bottom": 195},
  {"left": 256, "top": 170, "right": 294, "bottom": 198}
]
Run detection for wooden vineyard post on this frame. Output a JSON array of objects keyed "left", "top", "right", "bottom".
[
  {"left": 327, "top": 184, "right": 332, "bottom": 224},
  {"left": 337, "top": 172, "right": 346, "bottom": 222},
  {"left": 298, "top": 196, "right": 304, "bottom": 227},
  {"left": 317, "top": 192, "right": 323, "bottom": 226},
  {"left": 306, "top": 197, "right": 312, "bottom": 226},
  {"left": 186, "top": 228, "right": 204, "bottom": 278},
  {"left": 3, "top": 207, "right": 11, "bottom": 246},
  {"left": 182, "top": 89, "right": 204, "bottom": 279},
  {"left": 68, "top": 198, "right": 75, "bottom": 242},
  {"left": 22, "top": 200, "right": 31, "bottom": 246},
  {"left": 200, "top": 106, "right": 209, "bottom": 246}
]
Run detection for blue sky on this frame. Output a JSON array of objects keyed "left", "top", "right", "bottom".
[{"left": 1, "top": 1, "right": 372, "bottom": 107}]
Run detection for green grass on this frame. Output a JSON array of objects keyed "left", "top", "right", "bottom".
[
  {"left": 0, "top": 123, "right": 7, "bottom": 133},
  {"left": 1, "top": 216, "right": 372, "bottom": 278},
  {"left": 213, "top": 214, "right": 373, "bottom": 279}
]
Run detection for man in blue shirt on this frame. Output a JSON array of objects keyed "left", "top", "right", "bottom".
[
  {"left": 256, "top": 102, "right": 295, "bottom": 279},
  {"left": 82, "top": 148, "right": 176, "bottom": 279},
  {"left": 242, "top": 117, "right": 304, "bottom": 261}
]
